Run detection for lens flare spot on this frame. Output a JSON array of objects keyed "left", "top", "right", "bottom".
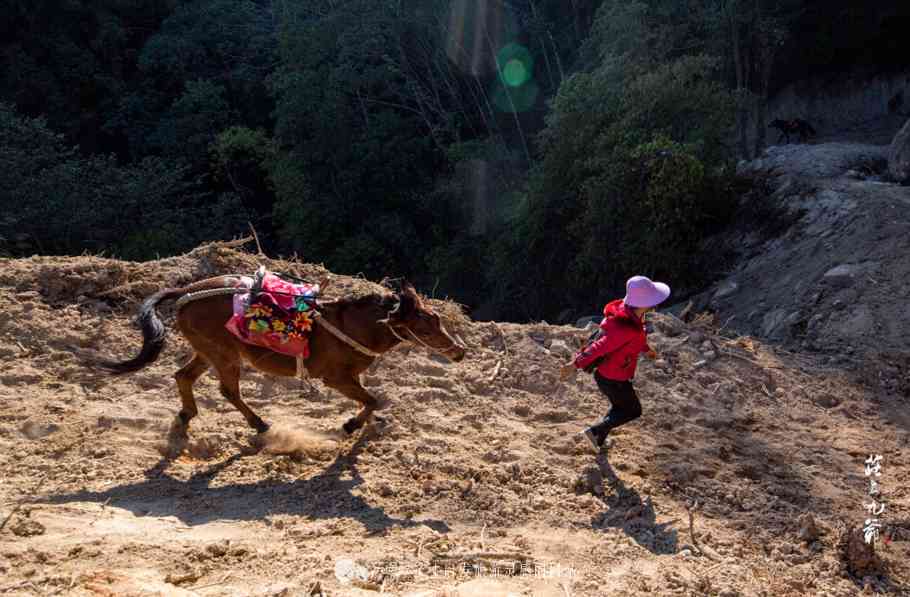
[
  {"left": 496, "top": 43, "right": 533, "bottom": 88},
  {"left": 503, "top": 59, "right": 528, "bottom": 87}
]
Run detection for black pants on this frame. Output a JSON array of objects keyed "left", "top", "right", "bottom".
[{"left": 591, "top": 373, "right": 642, "bottom": 436}]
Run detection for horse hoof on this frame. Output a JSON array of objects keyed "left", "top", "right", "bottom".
[
  {"left": 342, "top": 418, "right": 362, "bottom": 435},
  {"left": 255, "top": 420, "right": 271, "bottom": 434}
]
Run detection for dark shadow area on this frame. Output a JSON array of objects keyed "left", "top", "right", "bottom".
[
  {"left": 39, "top": 434, "right": 450, "bottom": 536},
  {"left": 589, "top": 451, "right": 679, "bottom": 555}
]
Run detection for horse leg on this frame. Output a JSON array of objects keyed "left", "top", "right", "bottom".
[
  {"left": 326, "top": 378, "right": 385, "bottom": 435},
  {"left": 213, "top": 361, "right": 270, "bottom": 434},
  {"left": 174, "top": 353, "right": 209, "bottom": 426}
]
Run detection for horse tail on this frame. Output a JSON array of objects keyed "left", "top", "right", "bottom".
[{"left": 93, "top": 288, "right": 186, "bottom": 374}]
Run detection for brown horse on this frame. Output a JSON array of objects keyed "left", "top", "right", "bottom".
[{"left": 90, "top": 275, "right": 466, "bottom": 439}]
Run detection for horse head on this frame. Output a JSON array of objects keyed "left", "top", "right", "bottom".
[{"left": 380, "top": 281, "right": 466, "bottom": 362}]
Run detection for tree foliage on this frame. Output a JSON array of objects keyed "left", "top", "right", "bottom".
[{"left": 0, "top": 1, "right": 892, "bottom": 320}]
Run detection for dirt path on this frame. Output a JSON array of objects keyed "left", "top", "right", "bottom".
[{"left": 0, "top": 248, "right": 908, "bottom": 596}]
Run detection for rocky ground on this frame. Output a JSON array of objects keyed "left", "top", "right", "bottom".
[
  {"left": 0, "top": 241, "right": 908, "bottom": 596},
  {"left": 685, "top": 141, "right": 910, "bottom": 404}
]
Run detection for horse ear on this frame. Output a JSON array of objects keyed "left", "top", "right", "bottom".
[
  {"left": 391, "top": 289, "right": 418, "bottom": 321},
  {"left": 401, "top": 280, "right": 423, "bottom": 306}
]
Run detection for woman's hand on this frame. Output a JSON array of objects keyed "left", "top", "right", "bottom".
[{"left": 645, "top": 349, "right": 657, "bottom": 360}]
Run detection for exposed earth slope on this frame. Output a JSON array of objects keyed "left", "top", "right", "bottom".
[{"left": 0, "top": 242, "right": 908, "bottom": 596}]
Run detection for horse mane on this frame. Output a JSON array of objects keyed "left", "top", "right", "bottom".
[{"left": 328, "top": 291, "right": 399, "bottom": 316}]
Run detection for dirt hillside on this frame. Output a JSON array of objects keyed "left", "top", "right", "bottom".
[
  {"left": 686, "top": 142, "right": 910, "bottom": 402},
  {"left": 0, "top": 242, "right": 908, "bottom": 596}
]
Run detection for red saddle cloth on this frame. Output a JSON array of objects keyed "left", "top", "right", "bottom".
[{"left": 224, "top": 272, "right": 320, "bottom": 358}]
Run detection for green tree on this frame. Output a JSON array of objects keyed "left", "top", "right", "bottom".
[{"left": 487, "top": 3, "right": 737, "bottom": 321}]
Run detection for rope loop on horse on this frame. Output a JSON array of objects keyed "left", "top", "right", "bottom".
[
  {"left": 315, "top": 317, "right": 381, "bottom": 358},
  {"left": 383, "top": 320, "right": 463, "bottom": 359}
]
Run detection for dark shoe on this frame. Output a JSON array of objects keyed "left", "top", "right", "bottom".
[{"left": 583, "top": 426, "right": 608, "bottom": 452}]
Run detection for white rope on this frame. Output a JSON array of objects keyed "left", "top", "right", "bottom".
[
  {"left": 175, "top": 287, "right": 246, "bottom": 309},
  {"left": 384, "top": 321, "right": 462, "bottom": 359},
  {"left": 315, "top": 316, "right": 381, "bottom": 358}
]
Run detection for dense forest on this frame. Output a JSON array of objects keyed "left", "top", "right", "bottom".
[{"left": 2, "top": 1, "right": 908, "bottom": 321}]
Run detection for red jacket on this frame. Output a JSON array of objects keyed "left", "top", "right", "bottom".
[{"left": 573, "top": 299, "right": 651, "bottom": 381}]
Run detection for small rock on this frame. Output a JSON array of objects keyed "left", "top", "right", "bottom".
[
  {"left": 888, "top": 116, "right": 910, "bottom": 183},
  {"left": 713, "top": 280, "right": 739, "bottom": 300},
  {"left": 574, "top": 465, "right": 603, "bottom": 496},
  {"left": 10, "top": 518, "right": 45, "bottom": 537},
  {"left": 812, "top": 393, "right": 841, "bottom": 409},
  {"left": 688, "top": 331, "right": 706, "bottom": 345},
  {"left": 797, "top": 513, "right": 820, "bottom": 543},
  {"left": 548, "top": 339, "right": 573, "bottom": 359},
  {"left": 20, "top": 420, "right": 59, "bottom": 440},
  {"left": 334, "top": 558, "right": 370, "bottom": 584},
  {"left": 205, "top": 541, "right": 229, "bottom": 557},
  {"left": 528, "top": 332, "right": 547, "bottom": 345},
  {"left": 652, "top": 315, "right": 686, "bottom": 337},
  {"left": 838, "top": 525, "right": 883, "bottom": 577},
  {"left": 823, "top": 264, "right": 863, "bottom": 287}
]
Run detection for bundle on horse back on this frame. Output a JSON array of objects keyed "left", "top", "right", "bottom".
[{"left": 80, "top": 270, "right": 466, "bottom": 449}]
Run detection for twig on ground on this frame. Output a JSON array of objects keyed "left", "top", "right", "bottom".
[
  {"left": 191, "top": 574, "right": 231, "bottom": 591},
  {"left": 212, "top": 236, "right": 254, "bottom": 250},
  {"left": 717, "top": 315, "right": 736, "bottom": 335},
  {"left": 493, "top": 323, "right": 509, "bottom": 356},
  {"left": 561, "top": 582, "right": 573, "bottom": 597},
  {"left": 678, "top": 300, "right": 694, "bottom": 322},
  {"left": 480, "top": 521, "right": 487, "bottom": 552},
  {"left": 351, "top": 578, "right": 381, "bottom": 591},
  {"left": 718, "top": 348, "right": 760, "bottom": 365},
  {"left": 488, "top": 360, "right": 502, "bottom": 382},
  {"left": 96, "top": 281, "right": 145, "bottom": 297},
  {"left": 685, "top": 501, "right": 722, "bottom": 561},
  {"left": 0, "top": 580, "right": 33, "bottom": 594},
  {"left": 0, "top": 474, "right": 47, "bottom": 533},
  {"left": 247, "top": 222, "right": 264, "bottom": 256},
  {"left": 89, "top": 498, "right": 112, "bottom": 527}
]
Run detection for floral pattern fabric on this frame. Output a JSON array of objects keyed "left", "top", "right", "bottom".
[{"left": 224, "top": 273, "right": 320, "bottom": 357}]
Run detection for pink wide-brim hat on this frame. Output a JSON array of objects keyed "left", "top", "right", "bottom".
[{"left": 623, "top": 275, "right": 671, "bottom": 308}]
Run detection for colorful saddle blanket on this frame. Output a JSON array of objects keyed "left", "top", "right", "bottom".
[{"left": 224, "top": 271, "right": 320, "bottom": 358}]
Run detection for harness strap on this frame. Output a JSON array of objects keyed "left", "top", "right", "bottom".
[
  {"left": 384, "top": 321, "right": 462, "bottom": 358},
  {"left": 315, "top": 316, "right": 381, "bottom": 358},
  {"left": 175, "top": 287, "right": 245, "bottom": 309}
]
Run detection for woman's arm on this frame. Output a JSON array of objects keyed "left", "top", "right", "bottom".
[{"left": 574, "top": 321, "right": 628, "bottom": 369}]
